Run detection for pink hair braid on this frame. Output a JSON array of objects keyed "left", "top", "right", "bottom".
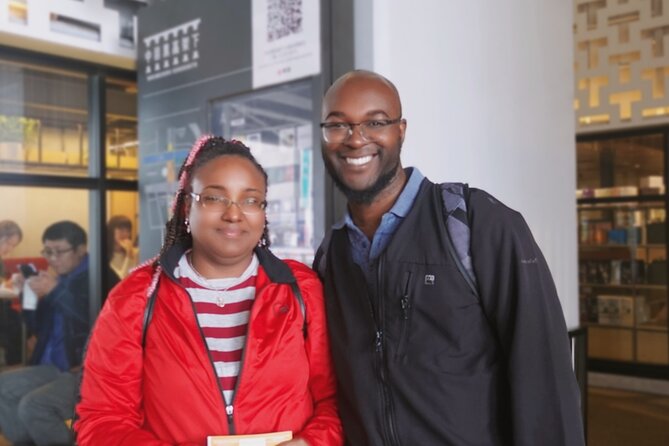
[{"left": 172, "top": 134, "right": 215, "bottom": 213}]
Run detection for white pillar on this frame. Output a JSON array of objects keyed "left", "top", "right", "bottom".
[{"left": 355, "top": 0, "right": 579, "bottom": 328}]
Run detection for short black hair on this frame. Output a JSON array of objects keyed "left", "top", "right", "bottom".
[{"left": 42, "top": 221, "right": 87, "bottom": 248}]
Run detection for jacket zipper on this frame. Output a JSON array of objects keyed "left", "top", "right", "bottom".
[
  {"left": 396, "top": 271, "right": 413, "bottom": 360},
  {"left": 375, "top": 257, "right": 402, "bottom": 446},
  {"left": 360, "top": 263, "right": 392, "bottom": 446},
  {"left": 224, "top": 326, "right": 252, "bottom": 435}
]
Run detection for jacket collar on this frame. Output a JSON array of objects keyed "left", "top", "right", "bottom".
[{"left": 159, "top": 242, "right": 295, "bottom": 284}]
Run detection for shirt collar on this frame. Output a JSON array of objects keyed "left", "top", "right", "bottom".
[
  {"left": 388, "top": 167, "right": 424, "bottom": 218},
  {"left": 333, "top": 167, "right": 425, "bottom": 230}
]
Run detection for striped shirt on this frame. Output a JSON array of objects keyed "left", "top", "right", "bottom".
[{"left": 175, "top": 253, "right": 259, "bottom": 405}]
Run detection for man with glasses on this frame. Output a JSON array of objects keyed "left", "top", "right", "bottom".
[
  {"left": 315, "top": 70, "right": 584, "bottom": 445},
  {"left": 0, "top": 221, "right": 92, "bottom": 446}
]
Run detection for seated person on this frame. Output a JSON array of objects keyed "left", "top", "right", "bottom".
[
  {"left": 0, "top": 221, "right": 90, "bottom": 446},
  {"left": 0, "top": 220, "right": 23, "bottom": 366},
  {"left": 107, "top": 215, "right": 138, "bottom": 280},
  {"left": 0, "top": 220, "right": 22, "bottom": 275}
]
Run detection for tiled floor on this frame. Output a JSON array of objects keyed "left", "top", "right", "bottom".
[{"left": 588, "top": 386, "right": 669, "bottom": 446}]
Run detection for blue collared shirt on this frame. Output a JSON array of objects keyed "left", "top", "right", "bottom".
[{"left": 333, "top": 167, "right": 425, "bottom": 280}]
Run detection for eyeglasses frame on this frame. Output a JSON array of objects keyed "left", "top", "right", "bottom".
[
  {"left": 319, "top": 117, "right": 403, "bottom": 142},
  {"left": 41, "top": 247, "right": 75, "bottom": 259},
  {"left": 189, "top": 192, "right": 267, "bottom": 214}
]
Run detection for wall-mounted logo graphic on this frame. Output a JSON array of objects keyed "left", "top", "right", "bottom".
[{"left": 143, "top": 18, "right": 201, "bottom": 81}]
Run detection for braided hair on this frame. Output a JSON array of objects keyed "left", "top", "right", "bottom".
[{"left": 157, "top": 135, "right": 271, "bottom": 263}]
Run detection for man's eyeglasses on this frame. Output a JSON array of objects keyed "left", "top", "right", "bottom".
[
  {"left": 41, "top": 248, "right": 74, "bottom": 259},
  {"left": 320, "top": 117, "right": 402, "bottom": 143},
  {"left": 190, "top": 192, "right": 267, "bottom": 215}
]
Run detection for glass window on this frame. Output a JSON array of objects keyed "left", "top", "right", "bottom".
[
  {"left": 577, "top": 131, "right": 669, "bottom": 367},
  {"left": 106, "top": 78, "right": 138, "bottom": 180},
  {"left": 210, "top": 80, "right": 316, "bottom": 264},
  {"left": 0, "top": 186, "right": 90, "bottom": 367},
  {"left": 578, "top": 200, "right": 668, "bottom": 365},
  {"left": 0, "top": 59, "right": 90, "bottom": 177},
  {"left": 577, "top": 134, "right": 664, "bottom": 197},
  {"left": 0, "top": 52, "right": 137, "bottom": 443}
]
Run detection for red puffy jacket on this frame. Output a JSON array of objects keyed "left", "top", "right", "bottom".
[{"left": 75, "top": 246, "right": 343, "bottom": 445}]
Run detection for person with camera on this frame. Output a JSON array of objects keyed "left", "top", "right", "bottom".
[{"left": 0, "top": 221, "right": 92, "bottom": 446}]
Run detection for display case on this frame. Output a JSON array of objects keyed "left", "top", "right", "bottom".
[{"left": 577, "top": 131, "right": 669, "bottom": 371}]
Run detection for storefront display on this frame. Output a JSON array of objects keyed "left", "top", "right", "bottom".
[{"left": 577, "top": 132, "right": 669, "bottom": 370}]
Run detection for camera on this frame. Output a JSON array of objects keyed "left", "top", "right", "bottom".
[{"left": 19, "top": 263, "right": 38, "bottom": 278}]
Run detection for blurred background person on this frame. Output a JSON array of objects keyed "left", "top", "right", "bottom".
[
  {"left": 0, "top": 221, "right": 22, "bottom": 274},
  {"left": 0, "top": 220, "right": 23, "bottom": 367},
  {"left": 107, "top": 215, "right": 138, "bottom": 281}
]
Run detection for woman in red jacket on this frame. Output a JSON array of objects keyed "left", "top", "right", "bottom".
[{"left": 75, "top": 136, "right": 343, "bottom": 446}]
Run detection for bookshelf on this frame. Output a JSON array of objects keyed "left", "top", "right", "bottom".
[{"left": 577, "top": 131, "right": 669, "bottom": 371}]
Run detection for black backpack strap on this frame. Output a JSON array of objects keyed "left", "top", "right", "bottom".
[
  {"left": 290, "top": 281, "right": 307, "bottom": 339},
  {"left": 313, "top": 228, "right": 333, "bottom": 280},
  {"left": 142, "top": 270, "right": 161, "bottom": 349},
  {"left": 441, "top": 182, "right": 480, "bottom": 299},
  {"left": 442, "top": 184, "right": 505, "bottom": 350},
  {"left": 255, "top": 248, "right": 308, "bottom": 338}
]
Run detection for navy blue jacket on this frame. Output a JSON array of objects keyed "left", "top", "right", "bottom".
[{"left": 25, "top": 259, "right": 90, "bottom": 369}]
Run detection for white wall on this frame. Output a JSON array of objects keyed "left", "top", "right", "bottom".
[{"left": 355, "top": 0, "right": 579, "bottom": 328}]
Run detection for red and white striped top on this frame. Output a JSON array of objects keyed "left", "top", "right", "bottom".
[{"left": 175, "top": 253, "right": 258, "bottom": 404}]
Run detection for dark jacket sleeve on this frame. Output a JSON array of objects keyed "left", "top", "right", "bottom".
[
  {"left": 469, "top": 189, "right": 585, "bottom": 446},
  {"left": 53, "top": 271, "right": 90, "bottom": 326},
  {"left": 25, "top": 270, "right": 91, "bottom": 366},
  {"left": 288, "top": 261, "right": 344, "bottom": 446}
]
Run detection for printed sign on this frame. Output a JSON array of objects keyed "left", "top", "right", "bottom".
[
  {"left": 252, "top": 0, "right": 320, "bottom": 88},
  {"left": 143, "top": 18, "right": 201, "bottom": 81}
]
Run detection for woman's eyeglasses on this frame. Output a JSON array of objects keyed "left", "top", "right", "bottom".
[{"left": 189, "top": 192, "right": 267, "bottom": 214}]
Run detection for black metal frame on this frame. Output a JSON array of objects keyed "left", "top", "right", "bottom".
[
  {"left": 0, "top": 46, "right": 138, "bottom": 323},
  {"left": 576, "top": 126, "right": 669, "bottom": 379},
  {"left": 569, "top": 327, "right": 588, "bottom": 436},
  {"left": 321, "top": 0, "right": 355, "bottom": 227}
]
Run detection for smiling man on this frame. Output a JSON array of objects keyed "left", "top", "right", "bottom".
[
  {"left": 315, "top": 70, "right": 585, "bottom": 446},
  {"left": 0, "top": 221, "right": 92, "bottom": 446}
]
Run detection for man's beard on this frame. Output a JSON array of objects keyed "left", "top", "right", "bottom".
[{"left": 325, "top": 156, "right": 401, "bottom": 205}]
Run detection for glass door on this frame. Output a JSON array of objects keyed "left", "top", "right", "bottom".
[{"left": 577, "top": 131, "right": 669, "bottom": 369}]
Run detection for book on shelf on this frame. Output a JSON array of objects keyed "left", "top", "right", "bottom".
[
  {"left": 207, "top": 431, "right": 292, "bottom": 446},
  {"left": 579, "top": 259, "right": 645, "bottom": 285},
  {"left": 593, "top": 186, "right": 638, "bottom": 198},
  {"left": 639, "top": 175, "right": 664, "bottom": 189},
  {"left": 597, "top": 295, "right": 635, "bottom": 326}
]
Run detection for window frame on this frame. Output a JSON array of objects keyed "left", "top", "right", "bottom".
[{"left": 0, "top": 45, "right": 138, "bottom": 323}]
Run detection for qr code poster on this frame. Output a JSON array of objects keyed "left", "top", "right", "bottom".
[{"left": 252, "top": 0, "right": 321, "bottom": 89}]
